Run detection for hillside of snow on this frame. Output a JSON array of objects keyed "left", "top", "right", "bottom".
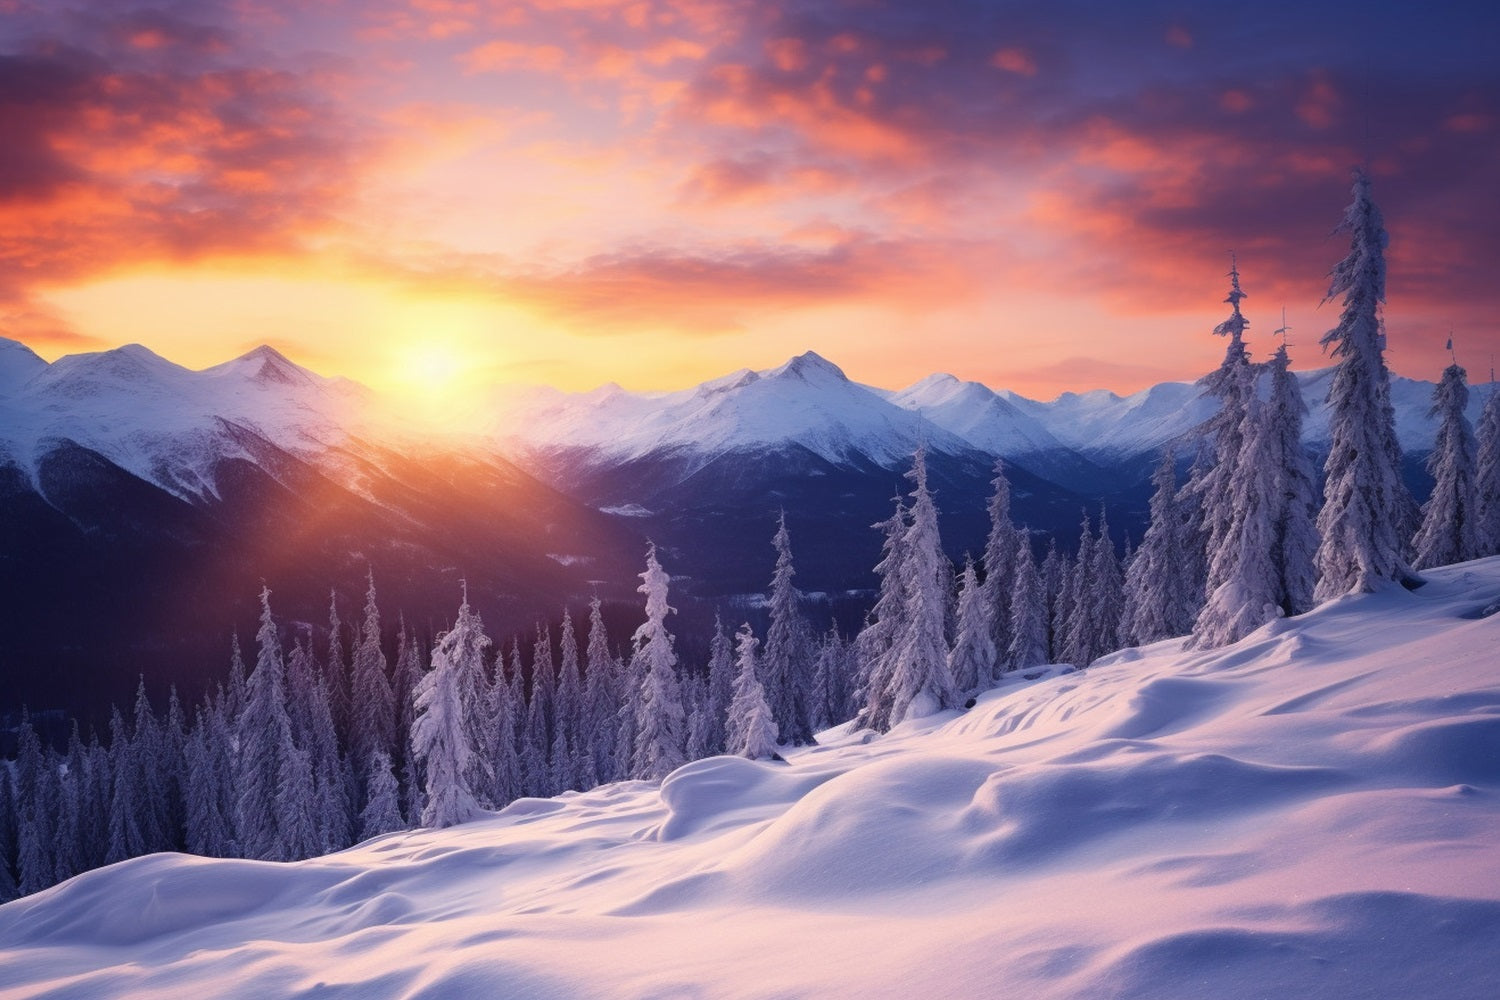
[{"left": 4, "top": 559, "right": 1499, "bottom": 999}]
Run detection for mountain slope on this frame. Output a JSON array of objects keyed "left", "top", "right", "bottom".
[
  {"left": 4, "top": 558, "right": 1497, "bottom": 999},
  {"left": 0, "top": 340, "right": 643, "bottom": 719}
]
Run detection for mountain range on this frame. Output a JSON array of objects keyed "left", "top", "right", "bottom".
[{"left": 1, "top": 337, "right": 1486, "bottom": 720}]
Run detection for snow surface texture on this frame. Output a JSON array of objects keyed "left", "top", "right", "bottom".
[{"left": 4, "top": 560, "right": 1500, "bottom": 999}]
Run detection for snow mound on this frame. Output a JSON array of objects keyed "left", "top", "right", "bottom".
[{"left": 4, "top": 559, "right": 1500, "bottom": 999}]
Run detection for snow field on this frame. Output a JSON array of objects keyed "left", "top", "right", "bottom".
[{"left": 3, "top": 559, "right": 1499, "bottom": 999}]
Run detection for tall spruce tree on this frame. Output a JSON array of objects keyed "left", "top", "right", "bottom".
[
  {"left": 1267, "top": 340, "right": 1320, "bottom": 616},
  {"left": 629, "top": 543, "right": 686, "bottom": 779},
  {"left": 810, "top": 624, "right": 853, "bottom": 727},
  {"left": 487, "top": 650, "right": 524, "bottom": 808},
  {"left": 1123, "top": 451, "right": 1198, "bottom": 643},
  {"left": 184, "top": 707, "right": 236, "bottom": 858},
  {"left": 1007, "top": 536, "right": 1048, "bottom": 669},
  {"left": 326, "top": 590, "right": 350, "bottom": 739},
  {"left": 0, "top": 766, "right": 17, "bottom": 901},
  {"left": 1477, "top": 380, "right": 1500, "bottom": 556},
  {"left": 1060, "top": 512, "right": 1095, "bottom": 666},
  {"left": 1040, "top": 540, "right": 1065, "bottom": 660},
  {"left": 705, "top": 613, "right": 735, "bottom": 752},
  {"left": 763, "top": 512, "right": 816, "bottom": 746},
  {"left": 1194, "top": 257, "right": 1256, "bottom": 611},
  {"left": 237, "top": 587, "right": 294, "bottom": 861},
  {"left": 1413, "top": 362, "right": 1481, "bottom": 569},
  {"left": 351, "top": 570, "right": 395, "bottom": 784},
  {"left": 275, "top": 731, "right": 320, "bottom": 860},
  {"left": 980, "top": 460, "right": 1022, "bottom": 665},
  {"left": 862, "top": 449, "right": 958, "bottom": 732},
  {"left": 359, "top": 750, "right": 405, "bottom": 840},
  {"left": 1192, "top": 386, "right": 1284, "bottom": 648},
  {"left": 555, "top": 608, "right": 586, "bottom": 790},
  {"left": 948, "top": 556, "right": 996, "bottom": 695},
  {"left": 1314, "top": 169, "right": 1419, "bottom": 597},
  {"left": 392, "top": 620, "right": 425, "bottom": 824},
  {"left": 1087, "top": 510, "right": 1125, "bottom": 658},
  {"left": 583, "top": 596, "right": 622, "bottom": 785},
  {"left": 855, "top": 494, "right": 909, "bottom": 722},
  {"left": 411, "top": 585, "right": 491, "bottom": 828}
]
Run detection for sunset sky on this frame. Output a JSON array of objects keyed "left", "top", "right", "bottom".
[{"left": 2, "top": 0, "right": 1497, "bottom": 401}]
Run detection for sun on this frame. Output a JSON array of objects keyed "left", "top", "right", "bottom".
[{"left": 405, "top": 343, "right": 467, "bottom": 389}]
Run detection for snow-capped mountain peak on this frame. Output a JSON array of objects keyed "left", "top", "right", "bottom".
[
  {"left": 764, "top": 350, "right": 849, "bottom": 384},
  {"left": 204, "top": 344, "right": 321, "bottom": 388},
  {"left": 0, "top": 336, "right": 48, "bottom": 395}
]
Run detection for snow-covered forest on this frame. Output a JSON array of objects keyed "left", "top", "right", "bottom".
[{"left": 4, "top": 172, "right": 1500, "bottom": 902}]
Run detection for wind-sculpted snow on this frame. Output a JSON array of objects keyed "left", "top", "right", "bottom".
[{"left": 4, "top": 560, "right": 1500, "bottom": 999}]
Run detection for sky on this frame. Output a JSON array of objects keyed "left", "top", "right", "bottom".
[{"left": 1, "top": 0, "right": 1497, "bottom": 403}]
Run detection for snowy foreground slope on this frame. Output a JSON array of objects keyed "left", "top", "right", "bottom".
[{"left": 5, "top": 563, "right": 1500, "bottom": 1000}]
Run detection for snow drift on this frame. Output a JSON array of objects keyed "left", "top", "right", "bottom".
[{"left": 3, "top": 560, "right": 1500, "bottom": 999}]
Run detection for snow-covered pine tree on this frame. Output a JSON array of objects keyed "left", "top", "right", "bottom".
[
  {"left": 1087, "top": 510, "right": 1126, "bottom": 658},
  {"left": 392, "top": 617, "right": 425, "bottom": 820},
  {"left": 705, "top": 613, "right": 735, "bottom": 753},
  {"left": 515, "top": 638, "right": 549, "bottom": 797},
  {"left": 1267, "top": 341, "right": 1320, "bottom": 616},
  {"left": 486, "top": 649, "right": 524, "bottom": 808},
  {"left": 411, "top": 584, "right": 492, "bottom": 828},
  {"left": 1040, "top": 540, "right": 1064, "bottom": 660},
  {"left": 225, "top": 631, "right": 248, "bottom": 724},
  {"left": 1192, "top": 384, "right": 1284, "bottom": 648},
  {"left": 528, "top": 624, "right": 558, "bottom": 796},
  {"left": 1060, "top": 512, "right": 1095, "bottom": 666},
  {"left": 1008, "top": 535, "right": 1049, "bottom": 669},
  {"left": 1191, "top": 256, "right": 1256, "bottom": 608},
  {"left": 727, "top": 623, "right": 780, "bottom": 759},
  {"left": 285, "top": 633, "right": 319, "bottom": 747},
  {"left": 1179, "top": 445, "right": 1212, "bottom": 614},
  {"left": 854, "top": 494, "right": 909, "bottom": 724},
  {"left": 52, "top": 725, "right": 86, "bottom": 882},
  {"left": 583, "top": 596, "right": 620, "bottom": 785},
  {"left": 307, "top": 668, "right": 351, "bottom": 852},
  {"left": 763, "top": 512, "right": 815, "bottom": 746},
  {"left": 237, "top": 587, "right": 294, "bottom": 861},
  {"left": 13, "top": 713, "right": 56, "bottom": 895},
  {"left": 0, "top": 766, "right": 16, "bottom": 902},
  {"left": 948, "top": 556, "right": 996, "bottom": 696},
  {"left": 1315, "top": 170, "right": 1419, "bottom": 597},
  {"left": 351, "top": 570, "right": 395, "bottom": 785},
  {"left": 1123, "top": 451, "right": 1198, "bottom": 644},
  {"left": 629, "top": 543, "right": 687, "bottom": 780},
  {"left": 810, "top": 623, "right": 852, "bottom": 728},
  {"left": 555, "top": 608, "right": 586, "bottom": 791},
  {"left": 359, "top": 750, "right": 405, "bottom": 840},
  {"left": 1413, "top": 362, "right": 1481, "bottom": 568},
  {"left": 1478, "top": 380, "right": 1500, "bottom": 556},
  {"left": 863, "top": 448, "right": 959, "bottom": 732},
  {"left": 326, "top": 590, "right": 350, "bottom": 739},
  {"left": 683, "top": 675, "right": 713, "bottom": 762},
  {"left": 275, "top": 728, "right": 320, "bottom": 861},
  {"left": 980, "top": 459, "right": 1022, "bottom": 669},
  {"left": 128, "top": 678, "right": 171, "bottom": 853},
  {"left": 184, "top": 707, "right": 236, "bottom": 858}
]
